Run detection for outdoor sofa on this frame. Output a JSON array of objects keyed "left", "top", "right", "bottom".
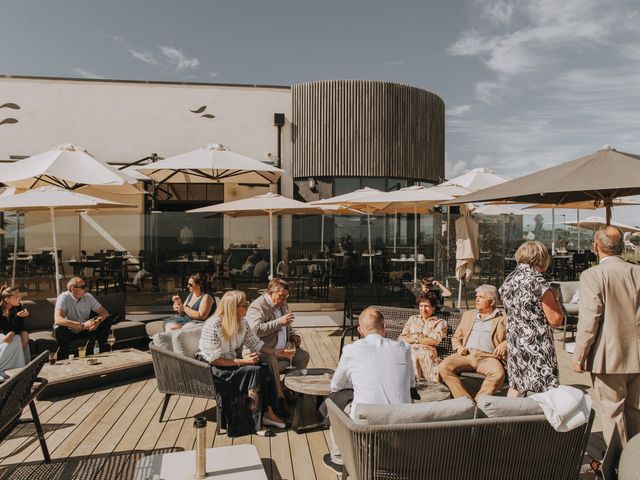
[
  {"left": 22, "top": 292, "right": 149, "bottom": 355},
  {"left": 327, "top": 395, "right": 594, "bottom": 480}
]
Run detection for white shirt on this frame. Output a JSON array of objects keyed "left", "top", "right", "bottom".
[
  {"left": 264, "top": 294, "right": 288, "bottom": 350},
  {"left": 331, "top": 334, "right": 415, "bottom": 418}
]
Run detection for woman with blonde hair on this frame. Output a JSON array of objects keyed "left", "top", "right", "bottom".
[
  {"left": 499, "top": 241, "right": 564, "bottom": 396},
  {"left": 0, "top": 285, "right": 31, "bottom": 378},
  {"left": 197, "top": 290, "right": 291, "bottom": 434}
]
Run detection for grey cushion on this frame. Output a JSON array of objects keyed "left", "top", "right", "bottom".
[
  {"left": 29, "top": 330, "right": 57, "bottom": 355},
  {"left": 172, "top": 324, "right": 203, "bottom": 357},
  {"left": 111, "top": 320, "right": 147, "bottom": 340},
  {"left": 476, "top": 395, "right": 543, "bottom": 418},
  {"left": 145, "top": 320, "right": 165, "bottom": 337},
  {"left": 22, "top": 300, "right": 55, "bottom": 331},
  {"left": 95, "top": 292, "right": 126, "bottom": 320},
  {"left": 354, "top": 397, "right": 476, "bottom": 425},
  {"left": 152, "top": 331, "right": 174, "bottom": 351}
]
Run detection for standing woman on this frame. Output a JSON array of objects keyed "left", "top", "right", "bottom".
[
  {"left": 165, "top": 273, "right": 215, "bottom": 331},
  {"left": 398, "top": 293, "right": 447, "bottom": 382},
  {"left": 197, "top": 290, "right": 289, "bottom": 434},
  {"left": 499, "top": 241, "right": 564, "bottom": 396},
  {"left": 0, "top": 286, "right": 31, "bottom": 378}
]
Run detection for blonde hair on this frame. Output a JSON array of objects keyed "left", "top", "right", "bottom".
[
  {"left": 515, "top": 240, "right": 551, "bottom": 271},
  {"left": 215, "top": 290, "right": 247, "bottom": 340}
]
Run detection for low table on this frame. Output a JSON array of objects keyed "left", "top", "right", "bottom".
[
  {"left": 133, "top": 444, "right": 266, "bottom": 480},
  {"left": 284, "top": 368, "right": 334, "bottom": 433},
  {"left": 8, "top": 348, "right": 153, "bottom": 399}
]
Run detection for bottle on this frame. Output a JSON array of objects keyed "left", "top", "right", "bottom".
[
  {"left": 193, "top": 416, "right": 207, "bottom": 479},
  {"left": 94, "top": 341, "right": 100, "bottom": 357}
]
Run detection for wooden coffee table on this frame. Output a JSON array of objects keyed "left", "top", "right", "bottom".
[
  {"left": 284, "top": 367, "right": 334, "bottom": 432},
  {"left": 8, "top": 348, "right": 153, "bottom": 399}
]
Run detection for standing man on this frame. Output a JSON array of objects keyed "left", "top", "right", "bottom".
[
  {"left": 438, "top": 285, "right": 507, "bottom": 400},
  {"left": 246, "top": 278, "right": 310, "bottom": 400},
  {"left": 573, "top": 226, "right": 640, "bottom": 447},
  {"left": 54, "top": 277, "right": 113, "bottom": 360},
  {"left": 324, "top": 307, "right": 414, "bottom": 474}
]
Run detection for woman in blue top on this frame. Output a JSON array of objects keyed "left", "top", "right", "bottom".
[{"left": 164, "top": 273, "right": 215, "bottom": 331}]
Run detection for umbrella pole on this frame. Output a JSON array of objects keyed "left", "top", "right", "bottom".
[
  {"left": 50, "top": 208, "right": 61, "bottom": 296},
  {"left": 605, "top": 202, "right": 612, "bottom": 225},
  {"left": 269, "top": 211, "right": 274, "bottom": 280},
  {"left": 577, "top": 209, "right": 581, "bottom": 251},
  {"left": 458, "top": 279, "right": 463, "bottom": 309},
  {"left": 446, "top": 207, "right": 450, "bottom": 287},
  {"left": 414, "top": 205, "right": 418, "bottom": 283},
  {"left": 320, "top": 214, "right": 325, "bottom": 251},
  {"left": 393, "top": 210, "right": 397, "bottom": 253},
  {"left": 551, "top": 208, "right": 556, "bottom": 254},
  {"left": 11, "top": 214, "right": 19, "bottom": 287},
  {"left": 367, "top": 209, "right": 372, "bottom": 284}
]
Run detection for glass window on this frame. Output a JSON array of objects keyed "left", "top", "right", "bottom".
[{"left": 334, "top": 177, "right": 360, "bottom": 196}]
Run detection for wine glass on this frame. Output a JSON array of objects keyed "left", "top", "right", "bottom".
[
  {"left": 284, "top": 341, "right": 296, "bottom": 369},
  {"left": 107, "top": 331, "right": 116, "bottom": 353}
]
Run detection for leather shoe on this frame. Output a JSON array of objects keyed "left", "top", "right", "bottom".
[{"left": 263, "top": 416, "right": 286, "bottom": 429}]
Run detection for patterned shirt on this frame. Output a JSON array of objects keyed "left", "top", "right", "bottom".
[
  {"left": 466, "top": 309, "right": 501, "bottom": 353},
  {"left": 198, "top": 315, "right": 264, "bottom": 362}
]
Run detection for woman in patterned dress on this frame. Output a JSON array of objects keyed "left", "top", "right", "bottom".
[
  {"left": 399, "top": 293, "right": 448, "bottom": 382},
  {"left": 499, "top": 241, "right": 564, "bottom": 396},
  {"left": 197, "top": 290, "right": 289, "bottom": 432}
]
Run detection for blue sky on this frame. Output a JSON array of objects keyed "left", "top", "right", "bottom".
[{"left": 2, "top": 0, "right": 640, "bottom": 226}]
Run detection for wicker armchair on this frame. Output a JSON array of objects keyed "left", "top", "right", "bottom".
[
  {"left": 149, "top": 343, "right": 221, "bottom": 431},
  {"left": 327, "top": 399, "right": 594, "bottom": 480},
  {"left": 0, "top": 351, "right": 51, "bottom": 462}
]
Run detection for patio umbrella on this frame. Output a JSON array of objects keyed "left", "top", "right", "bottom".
[
  {"left": 473, "top": 204, "right": 532, "bottom": 216},
  {"left": 563, "top": 216, "right": 640, "bottom": 233},
  {"left": 0, "top": 186, "right": 133, "bottom": 295},
  {"left": 455, "top": 205, "right": 479, "bottom": 307},
  {"left": 445, "top": 146, "right": 640, "bottom": 225},
  {"left": 440, "top": 167, "right": 511, "bottom": 191},
  {"left": 187, "top": 193, "right": 326, "bottom": 279},
  {"left": 135, "top": 143, "right": 284, "bottom": 185},
  {"left": 0, "top": 143, "right": 143, "bottom": 195},
  {"left": 351, "top": 186, "right": 455, "bottom": 282}
]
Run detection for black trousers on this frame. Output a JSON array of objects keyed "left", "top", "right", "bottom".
[{"left": 54, "top": 317, "right": 114, "bottom": 359}]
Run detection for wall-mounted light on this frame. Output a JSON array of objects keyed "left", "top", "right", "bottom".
[{"left": 308, "top": 177, "right": 317, "bottom": 191}]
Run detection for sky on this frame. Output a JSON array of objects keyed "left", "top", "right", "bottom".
[{"left": 1, "top": 0, "right": 640, "bottom": 226}]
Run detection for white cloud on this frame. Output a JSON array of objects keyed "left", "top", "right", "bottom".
[
  {"left": 107, "top": 35, "right": 199, "bottom": 74},
  {"left": 446, "top": 105, "right": 472, "bottom": 117},
  {"left": 210, "top": 72, "right": 220, "bottom": 78},
  {"left": 73, "top": 68, "right": 104, "bottom": 79},
  {"left": 159, "top": 46, "right": 199, "bottom": 72}
]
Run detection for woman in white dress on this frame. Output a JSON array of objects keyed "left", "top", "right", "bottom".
[{"left": 0, "top": 286, "right": 32, "bottom": 378}]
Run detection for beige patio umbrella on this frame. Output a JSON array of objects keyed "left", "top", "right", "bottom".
[
  {"left": 445, "top": 146, "right": 640, "bottom": 225},
  {"left": 0, "top": 187, "right": 133, "bottom": 295},
  {"left": 455, "top": 205, "right": 479, "bottom": 307},
  {"left": 351, "top": 186, "right": 456, "bottom": 282},
  {"left": 563, "top": 216, "right": 640, "bottom": 233},
  {"left": 0, "top": 143, "right": 143, "bottom": 195},
  {"left": 135, "top": 143, "right": 284, "bottom": 185},
  {"left": 187, "top": 193, "right": 326, "bottom": 279},
  {"left": 441, "top": 167, "right": 511, "bottom": 191}
]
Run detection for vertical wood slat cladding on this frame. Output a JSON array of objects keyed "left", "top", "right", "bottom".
[{"left": 292, "top": 80, "right": 444, "bottom": 181}]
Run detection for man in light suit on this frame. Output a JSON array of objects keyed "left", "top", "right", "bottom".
[
  {"left": 246, "top": 278, "right": 310, "bottom": 400},
  {"left": 438, "top": 284, "right": 507, "bottom": 400},
  {"left": 573, "top": 226, "right": 640, "bottom": 447}
]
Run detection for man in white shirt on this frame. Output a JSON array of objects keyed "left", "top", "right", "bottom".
[{"left": 325, "top": 307, "right": 414, "bottom": 474}]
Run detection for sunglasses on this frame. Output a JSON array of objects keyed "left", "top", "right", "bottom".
[
  {"left": 74, "top": 284, "right": 88, "bottom": 290},
  {"left": 238, "top": 302, "right": 249, "bottom": 308},
  {"left": 187, "top": 283, "right": 194, "bottom": 287}
]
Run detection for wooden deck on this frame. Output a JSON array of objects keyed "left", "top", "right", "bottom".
[{"left": 0, "top": 327, "right": 602, "bottom": 480}]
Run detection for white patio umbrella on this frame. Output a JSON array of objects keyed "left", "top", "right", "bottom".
[
  {"left": 0, "top": 187, "right": 133, "bottom": 295},
  {"left": 187, "top": 193, "right": 326, "bottom": 279},
  {"left": 135, "top": 143, "right": 284, "bottom": 185},
  {"left": 455, "top": 205, "right": 479, "bottom": 308},
  {"left": 0, "top": 143, "right": 143, "bottom": 195},
  {"left": 440, "top": 167, "right": 511, "bottom": 191},
  {"left": 351, "top": 186, "right": 456, "bottom": 282},
  {"left": 563, "top": 216, "right": 640, "bottom": 233}
]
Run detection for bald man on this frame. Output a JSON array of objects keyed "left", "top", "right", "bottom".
[
  {"left": 573, "top": 226, "right": 640, "bottom": 448},
  {"left": 324, "top": 307, "right": 414, "bottom": 474}
]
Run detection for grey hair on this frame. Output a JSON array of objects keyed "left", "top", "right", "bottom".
[
  {"left": 475, "top": 284, "right": 498, "bottom": 304},
  {"left": 66, "top": 277, "right": 84, "bottom": 290},
  {"left": 594, "top": 226, "right": 624, "bottom": 255}
]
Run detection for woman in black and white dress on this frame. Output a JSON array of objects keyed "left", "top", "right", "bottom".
[{"left": 499, "top": 241, "right": 564, "bottom": 396}]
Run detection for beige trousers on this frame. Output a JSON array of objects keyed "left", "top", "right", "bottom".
[
  {"left": 591, "top": 373, "right": 640, "bottom": 447},
  {"left": 438, "top": 350, "right": 505, "bottom": 400}
]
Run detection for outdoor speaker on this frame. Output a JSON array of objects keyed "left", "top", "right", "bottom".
[{"left": 274, "top": 113, "right": 285, "bottom": 126}]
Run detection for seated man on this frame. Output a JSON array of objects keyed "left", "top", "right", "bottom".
[
  {"left": 54, "top": 277, "right": 113, "bottom": 360},
  {"left": 438, "top": 284, "right": 507, "bottom": 400},
  {"left": 324, "top": 307, "right": 415, "bottom": 474},
  {"left": 246, "top": 278, "right": 310, "bottom": 400}
]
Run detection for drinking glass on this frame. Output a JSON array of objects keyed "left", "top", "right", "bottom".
[
  {"left": 107, "top": 331, "right": 116, "bottom": 353},
  {"left": 78, "top": 346, "right": 86, "bottom": 358},
  {"left": 48, "top": 352, "right": 57, "bottom": 365},
  {"left": 284, "top": 341, "right": 296, "bottom": 369}
]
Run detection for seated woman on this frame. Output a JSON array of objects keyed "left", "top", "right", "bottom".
[
  {"left": 165, "top": 273, "right": 215, "bottom": 332},
  {"left": 0, "top": 286, "right": 31, "bottom": 378},
  {"left": 398, "top": 293, "right": 448, "bottom": 382},
  {"left": 197, "top": 290, "right": 290, "bottom": 434}
]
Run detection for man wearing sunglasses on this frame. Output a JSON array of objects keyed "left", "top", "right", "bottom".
[{"left": 53, "top": 277, "right": 112, "bottom": 360}]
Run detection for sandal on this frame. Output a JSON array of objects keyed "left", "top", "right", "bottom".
[{"left": 589, "top": 458, "right": 602, "bottom": 475}]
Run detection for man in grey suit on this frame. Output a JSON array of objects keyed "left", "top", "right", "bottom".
[
  {"left": 573, "top": 226, "right": 640, "bottom": 448},
  {"left": 246, "top": 278, "right": 310, "bottom": 400}
]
